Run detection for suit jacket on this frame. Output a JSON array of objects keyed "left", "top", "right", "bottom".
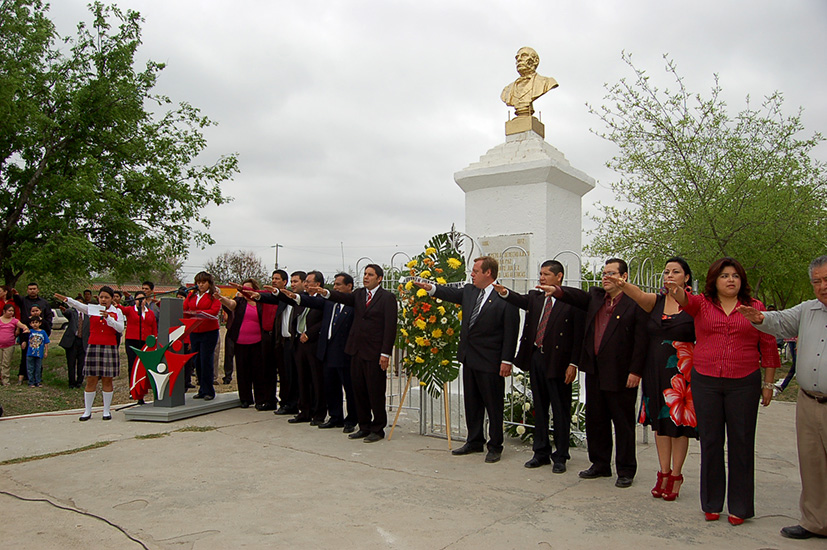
[
  {"left": 326, "top": 286, "right": 397, "bottom": 362},
  {"left": 59, "top": 307, "right": 88, "bottom": 349},
  {"left": 301, "top": 294, "right": 354, "bottom": 369},
  {"left": 259, "top": 291, "right": 305, "bottom": 342},
  {"left": 504, "top": 289, "right": 585, "bottom": 379},
  {"left": 556, "top": 286, "right": 648, "bottom": 392},
  {"left": 433, "top": 284, "right": 519, "bottom": 374}
]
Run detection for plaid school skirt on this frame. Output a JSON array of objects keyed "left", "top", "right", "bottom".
[{"left": 83, "top": 344, "right": 120, "bottom": 378}]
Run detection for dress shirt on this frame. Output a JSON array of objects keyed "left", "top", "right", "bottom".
[
  {"left": 753, "top": 299, "right": 827, "bottom": 394},
  {"left": 315, "top": 288, "right": 390, "bottom": 359},
  {"left": 682, "top": 293, "right": 780, "bottom": 378},
  {"left": 593, "top": 292, "right": 621, "bottom": 355}
]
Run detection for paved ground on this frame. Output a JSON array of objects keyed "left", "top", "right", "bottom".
[{"left": 0, "top": 399, "right": 811, "bottom": 550}]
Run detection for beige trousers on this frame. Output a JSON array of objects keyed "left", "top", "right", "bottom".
[
  {"left": 0, "top": 345, "right": 14, "bottom": 385},
  {"left": 796, "top": 389, "right": 827, "bottom": 535}
]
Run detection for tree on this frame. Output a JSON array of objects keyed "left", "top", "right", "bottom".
[
  {"left": 587, "top": 53, "right": 827, "bottom": 308},
  {"left": 205, "top": 250, "right": 268, "bottom": 285},
  {"left": 0, "top": 0, "right": 237, "bottom": 287}
]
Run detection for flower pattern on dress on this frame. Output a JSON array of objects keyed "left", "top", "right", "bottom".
[
  {"left": 663, "top": 374, "right": 697, "bottom": 428},
  {"left": 673, "top": 341, "right": 694, "bottom": 381}
]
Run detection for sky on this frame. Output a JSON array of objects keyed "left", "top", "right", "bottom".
[{"left": 48, "top": 0, "right": 827, "bottom": 282}]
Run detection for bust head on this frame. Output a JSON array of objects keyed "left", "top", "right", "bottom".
[{"left": 516, "top": 47, "right": 539, "bottom": 77}]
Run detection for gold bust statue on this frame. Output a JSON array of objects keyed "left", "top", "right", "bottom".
[{"left": 501, "top": 47, "right": 558, "bottom": 117}]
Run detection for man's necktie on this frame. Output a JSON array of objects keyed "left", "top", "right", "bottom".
[
  {"left": 468, "top": 290, "right": 485, "bottom": 328},
  {"left": 534, "top": 296, "right": 554, "bottom": 347},
  {"left": 365, "top": 290, "right": 373, "bottom": 307}
]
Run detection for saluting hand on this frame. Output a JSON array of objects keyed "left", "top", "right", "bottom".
[
  {"left": 281, "top": 289, "right": 297, "bottom": 300},
  {"left": 736, "top": 305, "right": 765, "bottom": 324},
  {"left": 492, "top": 283, "right": 508, "bottom": 297},
  {"left": 413, "top": 281, "right": 433, "bottom": 292},
  {"left": 535, "top": 284, "right": 558, "bottom": 296}
]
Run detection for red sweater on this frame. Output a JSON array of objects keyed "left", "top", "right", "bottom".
[
  {"left": 183, "top": 292, "right": 221, "bottom": 332},
  {"left": 119, "top": 305, "right": 158, "bottom": 341},
  {"left": 89, "top": 308, "right": 123, "bottom": 346}
]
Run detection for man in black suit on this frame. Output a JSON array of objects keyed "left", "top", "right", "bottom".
[
  {"left": 58, "top": 303, "right": 88, "bottom": 388},
  {"left": 541, "top": 258, "right": 648, "bottom": 488},
  {"left": 494, "top": 259, "right": 585, "bottom": 473},
  {"left": 416, "top": 256, "right": 520, "bottom": 463},
  {"left": 288, "top": 270, "right": 326, "bottom": 424},
  {"left": 315, "top": 264, "right": 397, "bottom": 443},
  {"left": 282, "top": 272, "right": 357, "bottom": 433}
]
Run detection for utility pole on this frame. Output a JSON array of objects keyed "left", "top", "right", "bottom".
[{"left": 271, "top": 243, "right": 283, "bottom": 269}]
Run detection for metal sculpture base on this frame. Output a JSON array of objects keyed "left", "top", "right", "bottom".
[{"left": 124, "top": 392, "right": 240, "bottom": 422}]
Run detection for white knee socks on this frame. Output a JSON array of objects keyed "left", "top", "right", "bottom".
[
  {"left": 102, "top": 391, "right": 114, "bottom": 417},
  {"left": 84, "top": 391, "right": 95, "bottom": 417}
]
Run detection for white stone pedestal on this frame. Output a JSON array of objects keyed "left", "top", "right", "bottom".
[{"left": 454, "top": 128, "right": 594, "bottom": 290}]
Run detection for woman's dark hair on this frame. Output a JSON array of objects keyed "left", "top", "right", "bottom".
[
  {"left": 0, "top": 285, "right": 11, "bottom": 297},
  {"left": 665, "top": 257, "right": 693, "bottom": 288},
  {"left": 3, "top": 303, "right": 15, "bottom": 313},
  {"left": 704, "top": 257, "right": 751, "bottom": 303},
  {"left": 194, "top": 271, "right": 217, "bottom": 295},
  {"left": 99, "top": 285, "right": 114, "bottom": 298},
  {"left": 241, "top": 278, "right": 260, "bottom": 291}
]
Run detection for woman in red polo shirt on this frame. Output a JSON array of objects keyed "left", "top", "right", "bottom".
[
  {"left": 119, "top": 291, "right": 157, "bottom": 404},
  {"left": 668, "top": 257, "right": 779, "bottom": 526},
  {"left": 184, "top": 272, "right": 221, "bottom": 400},
  {"left": 56, "top": 287, "right": 125, "bottom": 421}
]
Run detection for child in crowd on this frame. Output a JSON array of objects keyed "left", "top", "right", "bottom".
[
  {"left": 26, "top": 316, "right": 49, "bottom": 387},
  {"left": 0, "top": 303, "right": 27, "bottom": 385}
]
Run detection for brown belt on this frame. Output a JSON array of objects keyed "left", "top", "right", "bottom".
[{"left": 802, "top": 390, "right": 827, "bottom": 404}]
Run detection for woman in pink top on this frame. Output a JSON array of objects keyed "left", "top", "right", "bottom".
[
  {"left": 214, "top": 278, "right": 265, "bottom": 409},
  {"left": 0, "top": 303, "right": 27, "bottom": 385},
  {"left": 668, "top": 257, "right": 779, "bottom": 525}
]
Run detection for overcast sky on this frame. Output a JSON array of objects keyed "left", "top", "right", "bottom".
[{"left": 49, "top": 0, "right": 827, "bottom": 282}]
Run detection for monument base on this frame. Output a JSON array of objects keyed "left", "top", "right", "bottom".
[
  {"left": 505, "top": 116, "right": 544, "bottom": 138},
  {"left": 124, "top": 392, "right": 241, "bottom": 422}
]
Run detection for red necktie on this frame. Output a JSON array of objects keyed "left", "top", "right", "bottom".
[
  {"left": 534, "top": 296, "right": 553, "bottom": 347},
  {"left": 365, "top": 290, "right": 373, "bottom": 307}
]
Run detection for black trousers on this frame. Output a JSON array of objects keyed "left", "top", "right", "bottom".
[
  {"left": 692, "top": 369, "right": 761, "bottom": 519},
  {"left": 259, "top": 331, "right": 278, "bottom": 405},
  {"left": 295, "top": 341, "right": 326, "bottom": 421},
  {"left": 325, "top": 362, "right": 356, "bottom": 425},
  {"left": 279, "top": 338, "right": 299, "bottom": 411},
  {"left": 351, "top": 355, "right": 387, "bottom": 435},
  {"left": 222, "top": 333, "right": 235, "bottom": 382},
  {"left": 584, "top": 373, "right": 638, "bottom": 477},
  {"left": 529, "top": 350, "right": 572, "bottom": 463},
  {"left": 65, "top": 340, "right": 85, "bottom": 387},
  {"left": 234, "top": 341, "right": 267, "bottom": 404},
  {"left": 463, "top": 366, "right": 505, "bottom": 453}
]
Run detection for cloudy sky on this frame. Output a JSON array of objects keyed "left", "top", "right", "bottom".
[{"left": 49, "top": 0, "right": 827, "bottom": 282}]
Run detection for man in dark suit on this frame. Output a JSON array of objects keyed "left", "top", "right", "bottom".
[
  {"left": 287, "top": 270, "right": 326, "bottom": 424},
  {"left": 315, "top": 264, "right": 397, "bottom": 443},
  {"left": 283, "top": 272, "right": 357, "bottom": 433},
  {"left": 58, "top": 303, "right": 88, "bottom": 388},
  {"left": 494, "top": 259, "right": 585, "bottom": 473},
  {"left": 416, "top": 256, "right": 520, "bottom": 463},
  {"left": 541, "top": 258, "right": 648, "bottom": 488},
  {"left": 266, "top": 271, "right": 305, "bottom": 416}
]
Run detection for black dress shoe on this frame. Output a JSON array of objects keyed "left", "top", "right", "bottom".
[
  {"left": 288, "top": 416, "right": 311, "bottom": 424},
  {"left": 524, "top": 456, "right": 551, "bottom": 469},
  {"left": 309, "top": 419, "right": 324, "bottom": 426},
  {"left": 102, "top": 414, "right": 112, "bottom": 421},
  {"left": 451, "top": 443, "right": 485, "bottom": 456},
  {"left": 222, "top": 378, "right": 232, "bottom": 385},
  {"left": 274, "top": 406, "right": 298, "bottom": 415},
  {"left": 318, "top": 421, "right": 344, "bottom": 429},
  {"left": 239, "top": 401, "right": 250, "bottom": 409},
  {"left": 348, "top": 429, "right": 370, "bottom": 439},
  {"left": 204, "top": 395, "right": 214, "bottom": 401},
  {"left": 579, "top": 465, "right": 612, "bottom": 479},
  {"left": 79, "top": 415, "right": 91, "bottom": 421},
  {"left": 192, "top": 394, "right": 205, "bottom": 399},
  {"left": 342, "top": 424, "right": 356, "bottom": 434},
  {"left": 781, "top": 525, "right": 827, "bottom": 539},
  {"left": 615, "top": 476, "right": 634, "bottom": 488},
  {"left": 485, "top": 450, "right": 502, "bottom": 463},
  {"left": 255, "top": 402, "right": 276, "bottom": 411},
  {"left": 364, "top": 433, "right": 383, "bottom": 443},
  {"left": 552, "top": 462, "right": 567, "bottom": 474}
]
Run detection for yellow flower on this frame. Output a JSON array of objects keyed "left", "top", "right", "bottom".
[
  {"left": 458, "top": 310, "right": 463, "bottom": 321},
  {"left": 405, "top": 281, "right": 413, "bottom": 290},
  {"left": 406, "top": 260, "right": 417, "bottom": 268},
  {"left": 415, "top": 356, "right": 425, "bottom": 363},
  {"left": 431, "top": 328, "right": 443, "bottom": 338},
  {"left": 416, "top": 289, "right": 427, "bottom": 297},
  {"left": 436, "top": 277, "right": 447, "bottom": 285},
  {"left": 400, "top": 328, "right": 408, "bottom": 337},
  {"left": 420, "top": 270, "right": 431, "bottom": 278},
  {"left": 415, "top": 336, "right": 427, "bottom": 347},
  {"left": 447, "top": 257, "right": 461, "bottom": 269},
  {"left": 440, "top": 360, "right": 450, "bottom": 366},
  {"left": 425, "top": 247, "right": 437, "bottom": 255},
  {"left": 437, "top": 306, "right": 446, "bottom": 315},
  {"left": 415, "top": 319, "right": 427, "bottom": 330}
]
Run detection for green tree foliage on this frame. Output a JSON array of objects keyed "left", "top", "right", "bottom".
[
  {"left": 588, "top": 53, "right": 827, "bottom": 308},
  {"left": 0, "top": 0, "right": 237, "bottom": 287},
  {"left": 204, "top": 250, "right": 268, "bottom": 286}
]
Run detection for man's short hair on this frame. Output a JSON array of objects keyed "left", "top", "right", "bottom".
[
  {"left": 335, "top": 272, "right": 354, "bottom": 288},
  {"left": 290, "top": 271, "right": 307, "bottom": 281},
  {"left": 365, "top": 264, "right": 384, "bottom": 279},
  {"left": 809, "top": 255, "right": 827, "bottom": 278},
  {"left": 540, "top": 259, "right": 564, "bottom": 276},
  {"left": 307, "top": 270, "right": 325, "bottom": 287},
  {"left": 272, "top": 269, "right": 288, "bottom": 281},
  {"left": 141, "top": 281, "right": 155, "bottom": 290},
  {"left": 474, "top": 256, "right": 499, "bottom": 280},
  {"left": 28, "top": 283, "right": 38, "bottom": 288},
  {"left": 605, "top": 258, "right": 628, "bottom": 275}
]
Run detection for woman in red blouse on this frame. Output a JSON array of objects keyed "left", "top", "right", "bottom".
[
  {"left": 119, "top": 291, "right": 158, "bottom": 404},
  {"left": 668, "top": 257, "right": 779, "bottom": 525},
  {"left": 184, "top": 272, "right": 221, "bottom": 400}
]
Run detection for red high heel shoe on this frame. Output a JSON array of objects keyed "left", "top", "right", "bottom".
[
  {"left": 705, "top": 513, "right": 720, "bottom": 521},
  {"left": 651, "top": 470, "right": 671, "bottom": 498},
  {"left": 728, "top": 515, "right": 744, "bottom": 526},
  {"left": 662, "top": 473, "right": 683, "bottom": 501}
]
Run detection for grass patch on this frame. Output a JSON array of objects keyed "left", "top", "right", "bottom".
[
  {"left": 0, "top": 440, "right": 113, "bottom": 465},
  {"left": 134, "top": 432, "right": 169, "bottom": 440},
  {"left": 175, "top": 426, "right": 217, "bottom": 433}
]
